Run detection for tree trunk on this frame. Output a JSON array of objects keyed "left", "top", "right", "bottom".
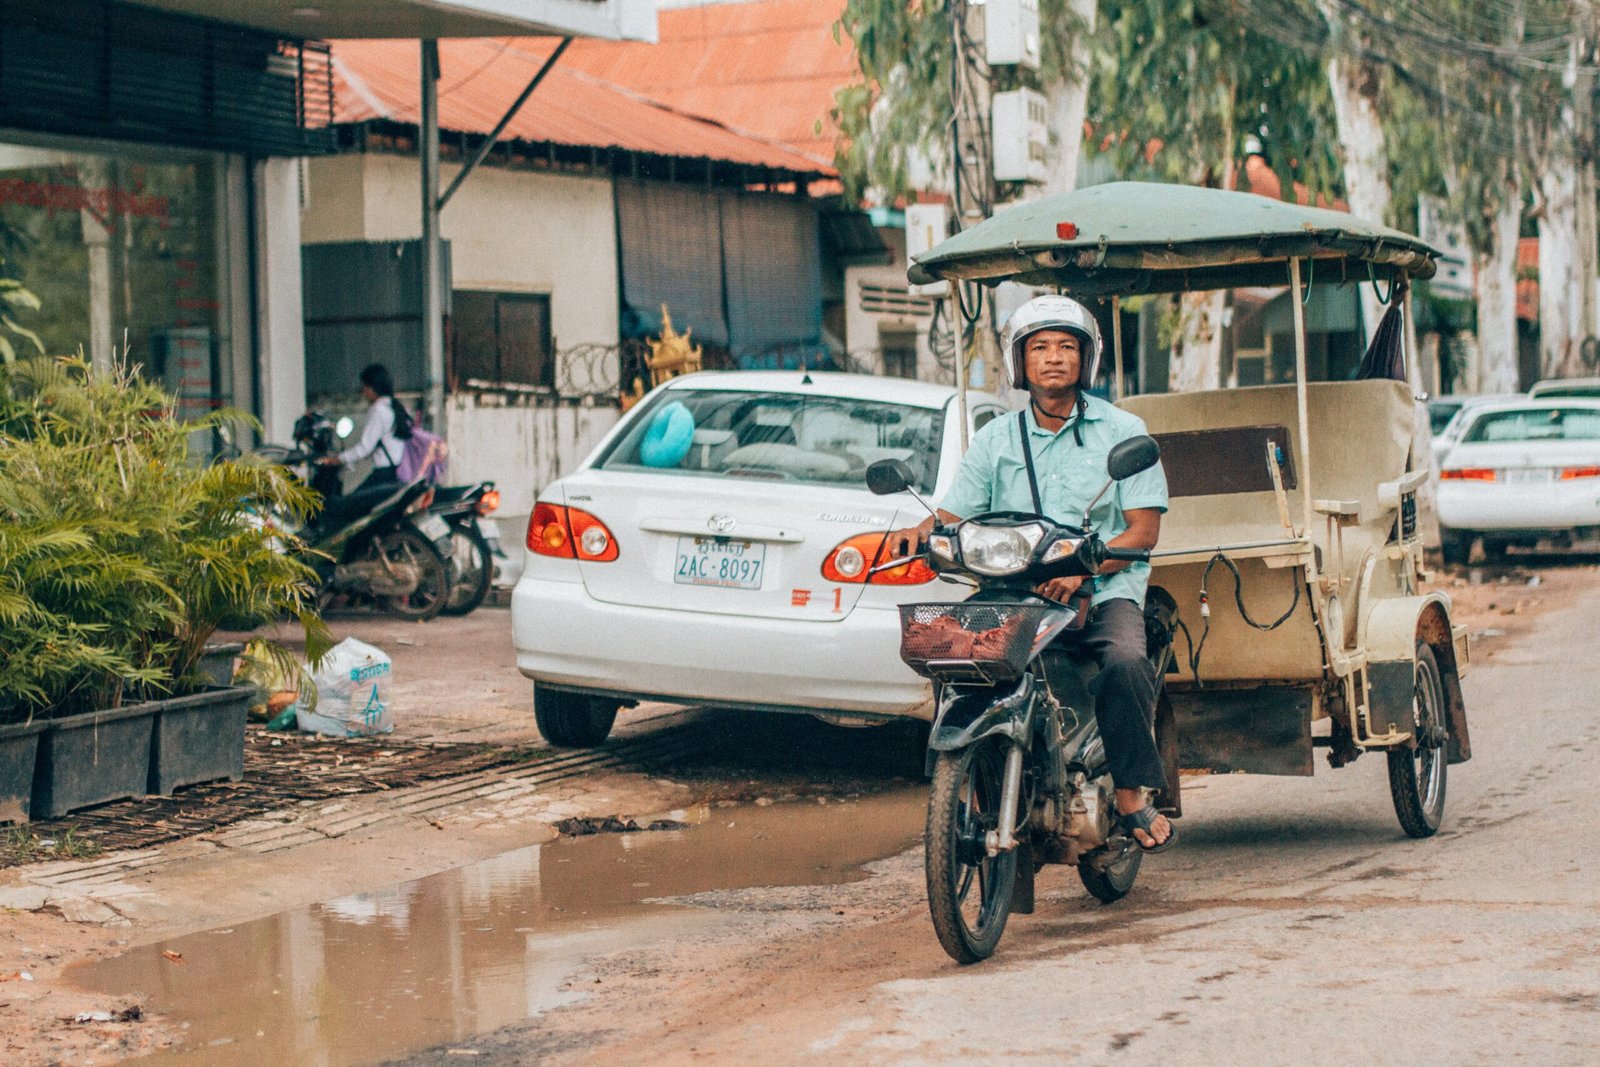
[
  {"left": 1168, "top": 291, "right": 1226, "bottom": 392},
  {"left": 1538, "top": 157, "right": 1581, "bottom": 377},
  {"left": 1477, "top": 182, "right": 1524, "bottom": 394},
  {"left": 1323, "top": 48, "right": 1393, "bottom": 347},
  {"left": 1318, "top": 0, "right": 1393, "bottom": 347},
  {"left": 1039, "top": 0, "right": 1096, "bottom": 197}
]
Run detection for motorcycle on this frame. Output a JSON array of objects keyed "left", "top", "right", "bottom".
[
  {"left": 865, "top": 434, "right": 1174, "bottom": 964},
  {"left": 253, "top": 413, "right": 455, "bottom": 621},
  {"left": 426, "top": 481, "right": 505, "bottom": 616}
]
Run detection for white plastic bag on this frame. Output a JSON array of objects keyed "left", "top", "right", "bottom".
[{"left": 296, "top": 637, "right": 394, "bottom": 737}]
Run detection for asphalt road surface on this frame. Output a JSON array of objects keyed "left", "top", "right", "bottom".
[{"left": 405, "top": 572, "right": 1600, "bottom": 1066}]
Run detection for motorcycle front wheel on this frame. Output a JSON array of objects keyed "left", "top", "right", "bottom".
[
  {"left": 376, "top": 527, "right": 450, "bottom": 621},
  {"left": 925, "top": 737, "right": 1018, "bottom": 964}
]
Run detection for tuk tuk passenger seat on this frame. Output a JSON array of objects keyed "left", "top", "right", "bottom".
[{"left": 1119, "top": 380, "right": 1418, "bottom": 684}]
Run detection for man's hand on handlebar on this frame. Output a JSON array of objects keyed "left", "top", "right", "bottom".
[
  {"left": 1034, "top": 575, "right": 1087, "bottom": 603},
  {"left": 886, "top": 515, "right": 936, "bottom": 559}
]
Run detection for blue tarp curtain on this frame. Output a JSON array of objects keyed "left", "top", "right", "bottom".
[{"left": 616, "top": 180, "right": 824, "bottom": 366}]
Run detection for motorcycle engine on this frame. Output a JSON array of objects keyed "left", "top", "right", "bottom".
[{"left": 335, "top": 559, "right": 421, "bottom": 597}]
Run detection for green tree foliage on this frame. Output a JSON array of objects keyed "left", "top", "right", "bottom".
[
  {"left": 1087, "top": 1, "right": 1340, "bottom": 197},
  {"left": 833, "top": 0, "right": 1340, "bottom": 203},
  {"left": 0, "top": 357, "right": 330, "bottom": 721}
]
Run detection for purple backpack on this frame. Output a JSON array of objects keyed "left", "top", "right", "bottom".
[{"left": 397, "top": 427, "right": 449, "bottom": 484}]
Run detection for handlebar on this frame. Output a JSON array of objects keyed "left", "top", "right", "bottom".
[
  {"left": 1102, "top": 546, "right": 1151, "bottom": 563},
  {"left": 869, "top": 553, "right": 924, "bottom": 576}
]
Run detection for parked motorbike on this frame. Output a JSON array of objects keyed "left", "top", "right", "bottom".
[
  {"left": 252, "top": 413, "right": 455, "bottom": 620},
  {"left": 426, "top": 481, "right": 505, "bottom": 616},
  {"left": 866, "top": 435, "right": 1174, "bottom": 964}
]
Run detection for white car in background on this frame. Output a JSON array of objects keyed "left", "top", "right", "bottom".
[
  {"left": 511, "top": 371, "right": 1004, "bottom": 747},
  {"left": 1430, "top": 392, "right": 1523, "bottom": 468},
  {"left": 1436, "top": 398, "right": 1600, "bottom": 565}
]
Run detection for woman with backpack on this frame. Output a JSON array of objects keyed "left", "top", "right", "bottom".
[{"left": 320, "top": 363, "right": 414, "bottom": 492}]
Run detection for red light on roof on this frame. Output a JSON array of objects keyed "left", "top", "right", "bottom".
[{"left": 1056, "top": 222, "right": 1079, "bottom": 240}]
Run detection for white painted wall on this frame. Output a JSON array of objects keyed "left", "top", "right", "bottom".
[
  {"left": 303, "top": 152, "right": 624, "bottom": 527},
  {"left": 444, "top": 395, "right": 621, "bottom": 529},
  {"left": 302, "top": 153, "right": 619, "bottom": 350}
]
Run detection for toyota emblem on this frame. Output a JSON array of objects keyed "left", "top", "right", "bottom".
[{"left": 707, "top": 514, "right": 737, "bottom": 534}]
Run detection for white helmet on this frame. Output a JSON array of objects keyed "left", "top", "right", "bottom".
[{"left": 999, "top": 294, "right": 1102, "bottom": 391}]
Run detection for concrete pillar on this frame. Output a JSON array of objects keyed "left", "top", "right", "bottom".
[{"left": 254, "top": 157, "right": 307, "bottom": 446}]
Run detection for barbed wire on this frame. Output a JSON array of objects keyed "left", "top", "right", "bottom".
[{"left": 453, "top": 340, "right": 940, "bottom": 406}]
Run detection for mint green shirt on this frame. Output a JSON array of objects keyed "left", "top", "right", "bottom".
[{"left": 938, "top": 395, "right": 1168, "bottom": 607}]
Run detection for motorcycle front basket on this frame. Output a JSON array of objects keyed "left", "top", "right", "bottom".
[{"left": 898, "top": 602, "right": 1052, "bottom": 685}]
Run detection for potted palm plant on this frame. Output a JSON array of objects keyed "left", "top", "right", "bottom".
[{"left": 0, "top": 357, "right": 330, "bottom": 821}]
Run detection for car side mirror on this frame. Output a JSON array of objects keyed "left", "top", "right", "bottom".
[
  {"left": 865, "top": 458, "right": 916, "bottom": 496},
  {"left": 1107, "top": 435, "right": 1160, "bottom": 481}
]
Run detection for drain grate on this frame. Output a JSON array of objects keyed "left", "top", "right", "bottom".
[{"left": 9, "top": 726, "right": 541, "bottom": 864}]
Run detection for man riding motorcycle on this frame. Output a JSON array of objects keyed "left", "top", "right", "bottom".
[{"left": 889, "top": 294, "right": 1176, "bottom": 851}]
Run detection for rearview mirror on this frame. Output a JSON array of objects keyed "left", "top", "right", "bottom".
[
  {"left": 1107, "top": 435, "right": 1160, "bottom": 481},
  {"left": 865, "top": 458, "right": 916, "bottom": 496}
]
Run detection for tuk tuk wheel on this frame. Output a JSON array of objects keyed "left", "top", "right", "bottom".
[{"left": 1388, "top": 642, "right": 1448, "bottom": 838}]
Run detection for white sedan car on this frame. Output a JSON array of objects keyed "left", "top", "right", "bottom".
[
  {"left": 511, "top": 371, "right": 1004, "bottom": 746},
  {"left": 1436, "top": 398, "right": 1600, "bottom": 565}
]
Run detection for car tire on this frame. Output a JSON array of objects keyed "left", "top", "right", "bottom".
[
  {"left": 1440, "top": 530, "right": 1473, "bottom": 567},
  {"left": 533, "top": 684, "right": 619, "bottom": 748}
]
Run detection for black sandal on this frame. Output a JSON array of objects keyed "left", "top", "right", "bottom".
[{"left": 1119, "top": 804, "right": 1178, "bottom": 853}]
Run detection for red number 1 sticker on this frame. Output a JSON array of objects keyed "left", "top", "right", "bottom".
[{"left": 832, "top": 588, "right": 843, "bottom": 613}]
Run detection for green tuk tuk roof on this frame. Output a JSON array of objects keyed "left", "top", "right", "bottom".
[{"left": 908, "top": 181, "right": 1439, "bottom": 296}]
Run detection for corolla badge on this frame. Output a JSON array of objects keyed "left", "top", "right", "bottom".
[{"left": 707, "top": 514, "right": 737, "bottom": 533}]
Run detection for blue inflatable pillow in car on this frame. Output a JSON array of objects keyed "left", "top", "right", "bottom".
[{"left": 639, "top": 400, "right": 695, "bottom": 468}]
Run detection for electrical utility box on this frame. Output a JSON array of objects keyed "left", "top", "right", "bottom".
[
  {"left": 985, "top": 0, "right": 1041, "bottom": 70},
  {"left": 905, "top": 202, "right": 951, "bottom": 296},
  {"left": 992, "top": 89, "right": 1049, "bottom": 184}
]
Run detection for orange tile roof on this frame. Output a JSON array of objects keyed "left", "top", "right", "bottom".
[
  {"left": 554, "top": 0, "right": 853, "bottom": 166},
  {"left": 329, "top": 37, "right": 835, "bottom": 176}
]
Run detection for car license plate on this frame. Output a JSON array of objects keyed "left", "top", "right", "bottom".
[
  {"left": 1503, "top": 467, "right": 1553, "bottom": 484},
  {"left": 674, "top": 537, "right": 765, "bottom": 590}
]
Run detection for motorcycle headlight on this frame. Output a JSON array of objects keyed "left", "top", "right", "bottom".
[
  {"left": 958, "top": 523, "right": 1045, "bottom": 576},
  {"left": 1040, "top": 536, "right": 1082, "bottom": 565}
]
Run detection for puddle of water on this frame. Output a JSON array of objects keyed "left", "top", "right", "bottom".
[{"left": 72, "top": 789, "right": 924, "bottom": 1066}]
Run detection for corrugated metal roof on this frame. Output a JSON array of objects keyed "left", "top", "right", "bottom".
[
  {"left": 556, "top": 0, "right": 852, "bottom": 165},
  {"left": 329, "top": 37, "right": 835, "bottom": 176}
]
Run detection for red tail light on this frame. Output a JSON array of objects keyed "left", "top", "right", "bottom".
[
  {"left": 526, "top": 503, "right": 619, "bottom": 562},
  {"left": 528, "top": 503, "right": 574, "bottom": 558},
  {"left": 822, "top": 532, "right": 936, "bottom": 585},
  {"left": 476, "top": 488, "right": 501, "bottom": 514},
  {"left": 1560, "top": 467, "right": 1600, "bottom": 480},
  {"left": 1440, "top": 468, "right": 1496, "bottom": 482}
]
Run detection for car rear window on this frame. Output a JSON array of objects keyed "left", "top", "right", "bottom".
[
  {"left": 1463, "top": 407, "right": 1600, "bottom": 443},
  {"left": 596, "top": 389, "right": 945, "bottom": 493}
]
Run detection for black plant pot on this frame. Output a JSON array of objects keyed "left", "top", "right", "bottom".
[
  {"left": 0, "top": 720, "right": 48, "bottom": 824},
  {"left": 148, "top": 686, "right": 251, "bottom": 795},
  {"left": 31, "top": 704, "right": 158, "bottom": 819}
]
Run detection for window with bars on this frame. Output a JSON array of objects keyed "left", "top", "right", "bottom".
[{"left": 451, "top": 290, "right": 553, "bottom": 390}]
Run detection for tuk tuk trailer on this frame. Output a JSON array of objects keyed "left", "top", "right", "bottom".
[{"left": 909, "top": 181, "right": 1471, "bottom": 837}]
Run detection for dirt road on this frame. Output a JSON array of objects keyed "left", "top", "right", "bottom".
[
  {"left": 406, "top": 557, "right": 1600, "bottom": 1065},
  {"left": 3, "top": 557, "right": 1597, "bottom": 1065}
]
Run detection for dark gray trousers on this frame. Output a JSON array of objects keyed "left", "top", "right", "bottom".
[{"left": 1055, "top": 597, "right": 1166, "bottom": 791}]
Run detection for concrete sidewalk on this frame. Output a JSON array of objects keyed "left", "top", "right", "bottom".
[{"left": 235, "top": 603, "right": 544, "bottom": 746}]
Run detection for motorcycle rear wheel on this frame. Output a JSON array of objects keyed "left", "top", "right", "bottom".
[
  {"left": 925, "top": 738, "right": 1018, "bottom": 964},
  {"left": 441, "top": 523, "right": 493, "bottom": 616},
  {"left": 376, "top": 527, "right": 450, "bottom": 621}
]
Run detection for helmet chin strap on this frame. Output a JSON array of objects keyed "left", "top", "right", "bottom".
[{"left": 1030, "top": 389, "right": 1086, "bottom": 446}]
